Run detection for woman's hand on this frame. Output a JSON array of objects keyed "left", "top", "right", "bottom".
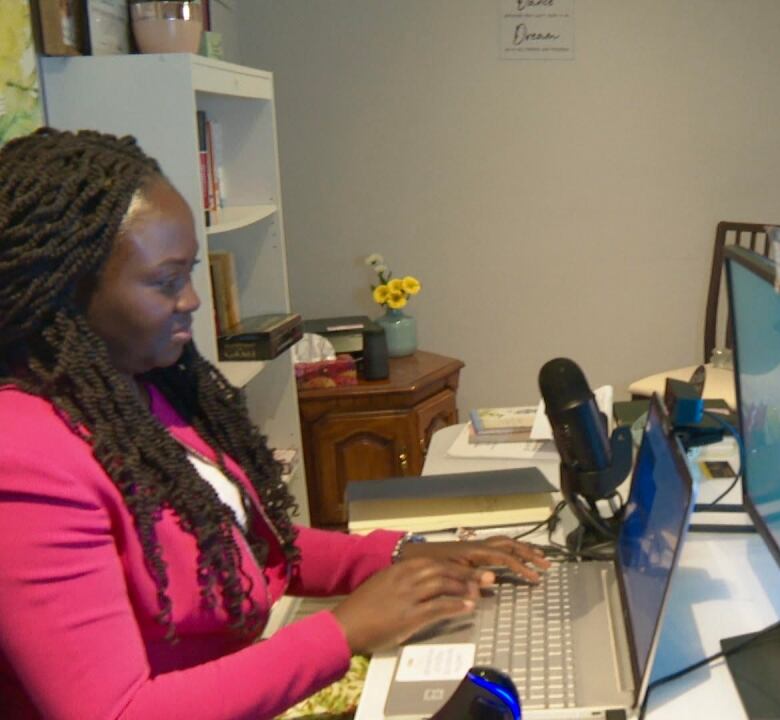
[
  {"left": 331, "top": 557, "right": 493, "bottom": 655},
  {"left": 397, "top": 536, "right": 550, "bottom": 583}
]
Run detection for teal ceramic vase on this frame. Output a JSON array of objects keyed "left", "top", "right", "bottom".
[{"left": 376, "top": 307, "right": 417, "bottom": 357}]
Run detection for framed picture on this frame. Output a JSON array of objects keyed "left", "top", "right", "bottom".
[
  {"left": 1, "top": 0, "right": 44, "bottom": 145},
  {"left": 33, "top": 0, "right": 85, "bottom": 56},
  {"left": 85, "top": 0, "right": 130, "bottom": 55}
]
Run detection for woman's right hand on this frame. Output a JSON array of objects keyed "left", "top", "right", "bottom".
[{"left": 330, "top": 557, "right": 494, "bottom": 655}]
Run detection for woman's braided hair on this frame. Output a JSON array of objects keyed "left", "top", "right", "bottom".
[{"left": 0, "top": 128, "right": 299, "bottom": 639}]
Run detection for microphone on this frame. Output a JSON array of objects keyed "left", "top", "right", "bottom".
[{"left": 538, "top": 357, "right": 611, "bottom": 472}]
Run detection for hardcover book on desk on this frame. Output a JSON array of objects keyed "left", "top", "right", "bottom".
[{"left": 346, "top": 468, "right": 556, "bottom": 534}]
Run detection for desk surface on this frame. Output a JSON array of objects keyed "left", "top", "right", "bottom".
[{"left": 356, "top": 424, "right": 780, "bottom": 720}]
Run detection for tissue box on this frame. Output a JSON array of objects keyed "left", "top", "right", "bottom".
[{"left": 295, "top": 354, "right": 358, "bottom": 390}]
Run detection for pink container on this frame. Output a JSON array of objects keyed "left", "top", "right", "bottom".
[{"left": 131, "top": 1, "right": 203, "bottom": 54}]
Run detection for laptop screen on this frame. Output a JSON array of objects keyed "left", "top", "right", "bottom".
[
  {"left": 726, "top": 246, "right": 780, "bottom": 565},
  {"left": 616, "top": 395, "right": 694, "bottom": 693}
]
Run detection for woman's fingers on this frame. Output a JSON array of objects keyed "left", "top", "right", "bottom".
[
  {"left": 332, "top": 557, "right": 489, "bottom": 654},
  {"left": 399, "top": 537, "right": 550, "bottom": 583}
]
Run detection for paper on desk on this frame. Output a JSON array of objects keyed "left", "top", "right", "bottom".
[
  {"left": 530, "top": 385, "right": 614, "bottom": 439},
  {"left": 447, "top": 423, "right": 559, "bottom": 461},
  {"left": 395, "top": 644, "right": 476, "bottom": 682}
]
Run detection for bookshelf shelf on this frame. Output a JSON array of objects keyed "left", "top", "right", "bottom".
[
  {"left": 41, "top": 53, "right": 309, "bottom": 526},
  {"left": 219, "top": 360, "right": 267, "bottom": 388},
  {"left": 207, "top": 204, "right": 278, "bottom": 235}
]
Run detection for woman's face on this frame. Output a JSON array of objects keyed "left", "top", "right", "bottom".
[{"left": 85, "top": 177, "right": 201, "bottom": 377}]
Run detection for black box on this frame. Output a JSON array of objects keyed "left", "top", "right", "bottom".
[
  {"left": 302, "top": 315, "right": 379, "bottom": 356},
  {"left": 218, "top": 313, "right": 302, "bottom": 361}
]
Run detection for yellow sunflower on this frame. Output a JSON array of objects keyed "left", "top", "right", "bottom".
[
  {"left": 386, "top": 289, "right": 407, "bottom": 309},
  {"left": 372, "top": 284, "right": 390, "bottom": 304},
  {"left": 402, "top": 276, "right": 421, "bottom": 295}
]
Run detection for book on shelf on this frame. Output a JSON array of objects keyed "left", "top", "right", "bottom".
[
  {"left": 196, "top": 109, "right": 211, "bottom": 226},
  {"left": 468, "top": 405, "right": 537, "bottom": 444},
  {"left": 195, "top": 110, "right": 225, "bottom": 224},
  {"left": 207, "top": 117, "right": 226, "bottom": 208},
  {"left": 218, "top": 312, "right": 303, "bottom": 361},
  {"left": 208, "top": 250, "right": 241, "bottom": 329},
  {"left": 346, "top": 468, "right": 556, "bottom": 534}
]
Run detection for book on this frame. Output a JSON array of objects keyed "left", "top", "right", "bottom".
[
  {"left": 218, "top": 312, "right": 303, "bottom": 361},
  {"left": 208, "top": 254, "right": 229, "bottom": 334},
  {"left": 195, "top": 109, "right": 211, "bottom": 226},
  {"left": 447, "top": 423, "right": 559, "bottom": 462},
  {"left": 346, "top": 468, "right": 556, "bottom": 534},
  {"left": 468, "top": 405, "right": 537, "bottom": 444},
  {"left": 467, "top": 422, "right": 533, "bottom": 445},
  {"left": 208, "top": 250, "right": 241, "bottom": 328}
]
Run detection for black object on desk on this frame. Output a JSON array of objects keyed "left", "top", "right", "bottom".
[{"left": 721, "top": 624, "right": 780, "bottom": 719}]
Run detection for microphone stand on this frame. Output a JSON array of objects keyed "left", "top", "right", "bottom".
[{"left": 558, "top": 425, "right": 633, "bottom": 554}]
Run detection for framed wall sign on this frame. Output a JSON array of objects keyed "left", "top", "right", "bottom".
[{"left": 85, "top": 0, "right": 130, "bottom": 55}]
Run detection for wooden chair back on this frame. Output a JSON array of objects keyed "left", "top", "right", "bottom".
[{"left": 705, "top": 221, "right": 777, "bottom": 362}]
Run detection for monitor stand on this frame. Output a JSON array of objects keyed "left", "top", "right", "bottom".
[
  {"left": 690, "top": 503, "right": 756, "bottom": 534},
  {"left": 721, "top": 624, "right": 780, "bottom": 718}
]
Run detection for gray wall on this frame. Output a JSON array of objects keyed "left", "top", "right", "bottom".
[{"left": 221, "top": 0, "right": 780, "bottom": 413}]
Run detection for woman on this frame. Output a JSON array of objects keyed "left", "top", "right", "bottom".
[{"left": 0, "top": 128, "right": 548, "bottom": 720}]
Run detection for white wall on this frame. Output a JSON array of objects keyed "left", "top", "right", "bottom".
[{"left": 232, "top": 0, "right": 780, "bottom": 413}]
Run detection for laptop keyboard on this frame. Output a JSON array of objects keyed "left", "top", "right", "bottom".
[{"left": 474, "top": 562, "right": 577, "bottom": 710}]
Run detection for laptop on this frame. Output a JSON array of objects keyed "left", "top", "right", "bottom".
[{"left": 384, "top": 392, "right": 696, "bottom": 720}]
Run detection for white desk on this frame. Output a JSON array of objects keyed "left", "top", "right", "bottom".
[{"left": 355, "top": 424, "right": 780, "bottom": 720}]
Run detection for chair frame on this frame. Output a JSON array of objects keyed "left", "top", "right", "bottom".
[{"left": 704, "top": 221, "right": 776, "bottom": 363}]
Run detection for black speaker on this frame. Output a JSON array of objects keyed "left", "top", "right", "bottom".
[{"left": 362, "top": 326, "right": 389, "bottom": 380}]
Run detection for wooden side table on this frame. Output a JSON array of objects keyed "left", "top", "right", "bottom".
[{"left": 297, "top": 350, "right": 465, "bottom": 530}]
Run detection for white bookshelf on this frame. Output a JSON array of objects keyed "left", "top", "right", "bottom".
[{"left": 40, "top": 53, "right": 309, "bottom": 526}]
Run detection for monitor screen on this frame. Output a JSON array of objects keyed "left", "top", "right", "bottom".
[
  {"left": 726, "top": 246, "right": 780, "bottom": 566},
  {"left": 616, "top": 395, "right": 694, "bottom": 696}
]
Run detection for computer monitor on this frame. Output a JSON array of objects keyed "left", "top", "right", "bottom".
[
  {"left": 725, "top": 244, "right": 780, "bottom": 566},
  {"left": 723, "top": 244, "right": 780, "bottom": 718}
]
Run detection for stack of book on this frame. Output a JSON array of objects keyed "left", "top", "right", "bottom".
[{"left": 468, "top": 405, "right": 537, "bottom": 444}]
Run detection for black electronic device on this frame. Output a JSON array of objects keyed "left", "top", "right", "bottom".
[
  {"left": 302, "top": 315, "right": 378, "bottom": 356},
  {"left": 430, "top": 667, "right": 520, "bottom": 720},
  {"left": 539, "top": 357, "right": 632, "bottom": 551},
  {"left": 362, "top": 324, "right": 389, "bottom": 380}
]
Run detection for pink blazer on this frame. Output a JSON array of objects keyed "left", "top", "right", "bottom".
[{"left": 0, "top": 386, "right": 401, "bottom": 720}]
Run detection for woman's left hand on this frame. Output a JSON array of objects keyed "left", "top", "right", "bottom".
[{"left": 397, "top": 535, "right": 550, "bottom": 584}]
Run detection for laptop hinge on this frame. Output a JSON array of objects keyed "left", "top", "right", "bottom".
[{"left": 601, "top": 567, "right": 633, "bottom": 694}]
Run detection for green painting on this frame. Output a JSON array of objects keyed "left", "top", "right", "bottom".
[{"left": 0, "top": 0, "right": 43, "bottom": 145}]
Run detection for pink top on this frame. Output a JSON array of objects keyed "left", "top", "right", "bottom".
[{"left": 0, "top": 385, "right": 401, "bottom": 719}]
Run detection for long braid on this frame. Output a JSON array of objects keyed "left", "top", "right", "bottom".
[{"left": 0, "top": 128, "right": 299, "bottom": 640}]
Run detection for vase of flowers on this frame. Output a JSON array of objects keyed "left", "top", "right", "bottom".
[{"left": 365, "top": 253, "right": 421, "bottom": 358}]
